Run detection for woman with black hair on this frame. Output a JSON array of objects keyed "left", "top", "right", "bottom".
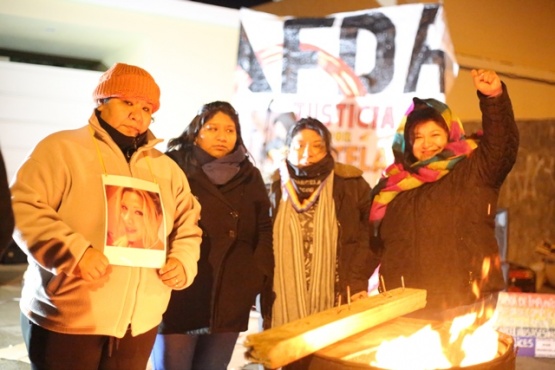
[
  {"left": 369, "top": 69, "right": 519, "bottom": 320},
  {"left": 266, "top": 117, "right": 374, "bottom": 370},
  {"left": 152, "top": 101, "right": 273, "bottom": 370}
]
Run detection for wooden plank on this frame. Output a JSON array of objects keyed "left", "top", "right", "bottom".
[{"left": 244, "top": 288, "right": 427, "bottom": 369}]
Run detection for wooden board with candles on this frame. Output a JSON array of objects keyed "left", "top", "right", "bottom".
[{"left": 244, "top": 287, "right": 427, "bottom": 369}]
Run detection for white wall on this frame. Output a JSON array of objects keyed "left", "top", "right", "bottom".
[
  {"left": 0, "top": 0, "right": 241, "bottom": 181},
  {"left": 0, "top": 62, "right": 101, "bottom": 180}
]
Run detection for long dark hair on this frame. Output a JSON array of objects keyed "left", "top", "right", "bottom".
[{"left": 166, "top": 101, "right": 245, "bottom": 163}]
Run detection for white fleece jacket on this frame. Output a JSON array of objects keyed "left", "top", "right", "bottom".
[{"left": 11, "top": 112, "right": 202, "bottom": 338}]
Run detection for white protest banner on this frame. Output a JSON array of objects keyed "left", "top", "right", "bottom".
[{"left": 232, "top": 3, "right": 458, "bottom": 185}]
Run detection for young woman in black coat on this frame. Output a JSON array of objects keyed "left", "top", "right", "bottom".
[
  {"left": 266, "top": 117, "right": 374, "bottom": 370},
  {"left": 370, "top": 69, "right": 519, "bottom": 321},
  {"left": 152, "top": 101, "right": 273, "bottom": 370}
]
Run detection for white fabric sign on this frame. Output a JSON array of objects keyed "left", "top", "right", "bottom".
[{"left": 233, "top": 4, "right": 458, "bottom": 185}]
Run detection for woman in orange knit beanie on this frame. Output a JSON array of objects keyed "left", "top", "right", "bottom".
[
  {"left": 93, "top": 62, "right": 161, "bottom": 113},
  {"left": 12, "top": 62, "right": 202, "bottom": 370}
]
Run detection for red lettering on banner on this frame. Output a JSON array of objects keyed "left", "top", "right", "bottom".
[
  {"left": 382, "top": 106, "right": 395, "bottom": 129},
  {"left": 358, "top": 106, "right": 378, "bottom": 130},
  {"left": 335, "top": 146, "right": 372, "bottom": 172},
  {"left": 336, "top": 103, "right": 355, "bottom": 129},
  {"left": 294, "top": 101, "right": 396, "bottom": 130}
]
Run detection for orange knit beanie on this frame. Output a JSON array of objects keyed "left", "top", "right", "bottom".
[{"left": 93, "top": 63, "right": 161, "bottom": 113}]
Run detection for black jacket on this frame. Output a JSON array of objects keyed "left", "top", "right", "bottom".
[
  {"left": 266, "top": 162, "right": 374, "bottom": 323},
  {"left": 0, "top": 149, "right": 14, "bottom": 254},
  {"left": 371, "top": 86, "right": 519, "bottom": 312},
  {"left": 160, "top": 151, "right": 273, "bottom": 333}
]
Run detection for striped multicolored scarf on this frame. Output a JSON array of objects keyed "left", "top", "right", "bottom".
[
  {"left": 369, "top": 98, "right": 478, "bottom": 223},
  {"left": 271, "top": 170, "right": 337, "bottom": 327}
]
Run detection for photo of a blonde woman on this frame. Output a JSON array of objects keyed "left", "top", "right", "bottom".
[
  {"left": 103, "top": 175, "right": 167, "bottom": 268},
  {"left": 107, "top": 186, "right": 164, "bottom": 250}
]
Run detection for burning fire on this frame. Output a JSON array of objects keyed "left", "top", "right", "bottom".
[
  {"left": 370, "top": 311, "right": 499, "bottom": 369},
  {"left": 370, "top": 258, "right": 501, "bottom": 369}
]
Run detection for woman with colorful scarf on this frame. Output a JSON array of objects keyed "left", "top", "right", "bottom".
[
  {"left": 267, "top": 117, "right": 374, "bottom": 369},
  {"left": 152, "top": 101, "right": 273, "bottom": 370},
  {"left": 369, "top": 69, "right": 519, "bottom": 320}
]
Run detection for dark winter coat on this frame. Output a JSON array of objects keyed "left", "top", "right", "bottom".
[
  {"left": 266, "top": 162, "right": 374, "bottom": 319},
  {"left": 0, "top": 149, "right": 14, "bottom": 254},
  {"left": 371, "top": 86, "right": 519, "bottom": 312},
  {"left": 159, "top": 151, "right": 273, "bottom": 333}
]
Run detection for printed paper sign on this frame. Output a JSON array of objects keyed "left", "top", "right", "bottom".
[{"left": 494, "top": 292, "right": 555, "bottom": 357}]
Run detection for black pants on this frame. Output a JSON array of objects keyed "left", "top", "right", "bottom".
[{"left": 21, "top": 313, "right": 157, "bottom": 370}]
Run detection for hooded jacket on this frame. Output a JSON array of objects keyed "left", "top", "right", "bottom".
[
  {"left": 371, "top": 86, "right": 518, "bottom": 312},
  {"left": 159, "top": 151, "right": 273, "bottom": 333},
  {"left": 11, "top": 112, "right": 202, "bottom": 338}
]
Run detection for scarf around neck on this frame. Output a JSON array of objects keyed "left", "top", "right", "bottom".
[
  {"left": 95, "top": 109, "right": 147, "bottom": 161},
  {"left": 282, "top": 154, "right": 334, "bottom": 212},
  {"left": 369, "top": 98, "right": 478, "bottom": 223},
  {"left": 193, "top": 145, "right": 246, "bottom": 185},
  {"left": 272, "top": 170, "right": 338, "bottom": 327}
]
